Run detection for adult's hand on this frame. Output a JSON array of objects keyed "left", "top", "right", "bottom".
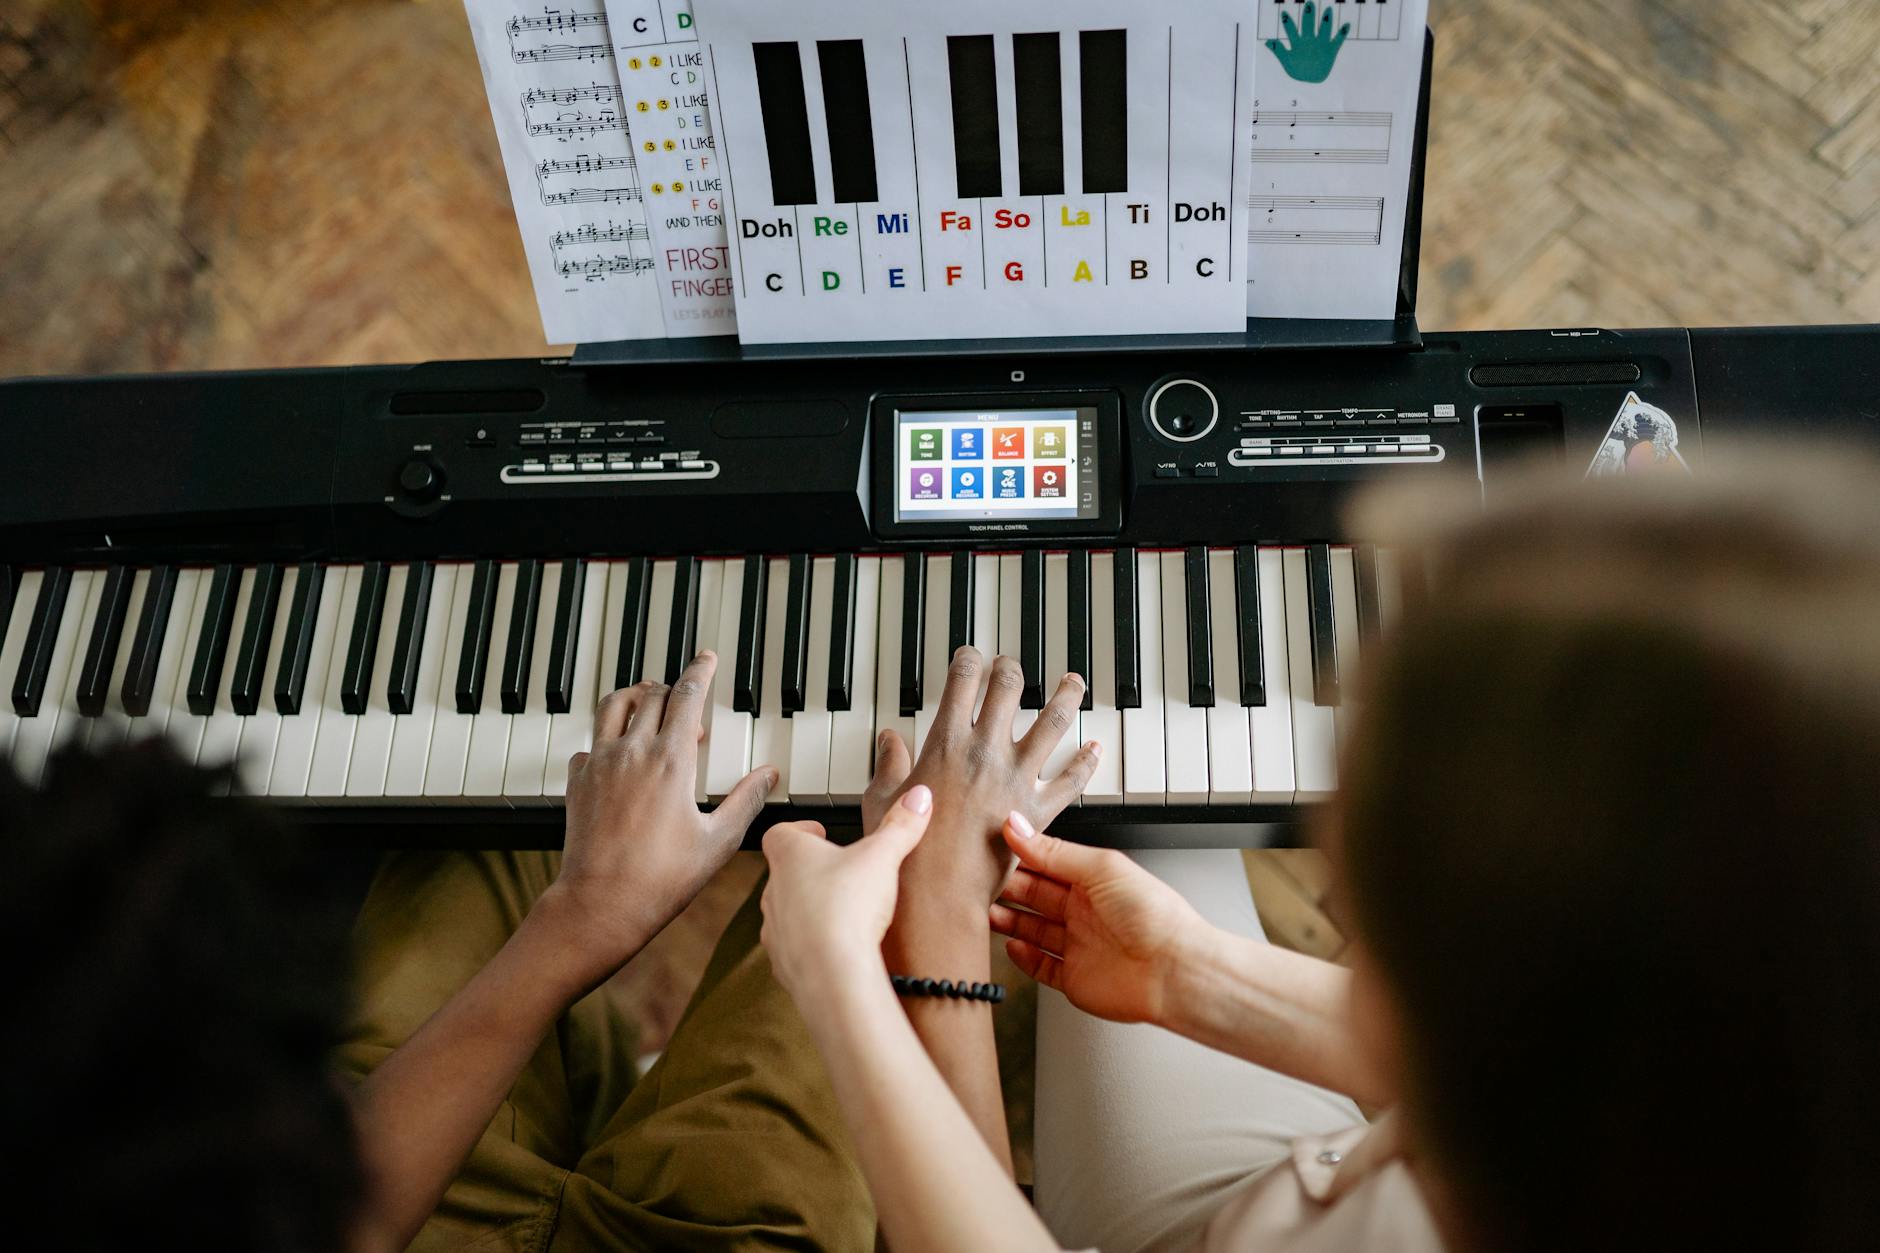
[
  {"left": 759, "top": 785, "right": 934, "bottom": 999},
  {"left": 989, "top": 814, "right": 1211, "bottom": 1026},
  {"left": 547, "top": 651, "right": 775, "bottom": 988}
]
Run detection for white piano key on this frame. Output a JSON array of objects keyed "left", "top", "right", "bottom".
[
  {"left": 160, "top": 569, "right": 221, "bottom": 767},
  {"left": 502, "top": 564, "right": 561, "bottom": 804},
  {"left": 462, "top": 562, "right": 520, "bottom": 802},
  {"left": 544, "top": 561, "right": 609, "bottom": 801},
  {"left": 1283, "top": 548, "right": 1338, "bottom": 800},
  {"left": 234, "top": 565, "right": 301, "bottom": 797},
  {"left": 82, "top": 568, "right": 151, "bottom": 754},
  {"left": 971, "top": 552, "right": 1000, "bottom": 715},
  {"left": 127, "top": 567, "right": 203, "bottom": 750},
  {"left": 704, "top": 557, "right": 753, "bottom": 802},
  {"left": 1330, "top": 546, "right": 1363, "bottom": 753},
  {"left": 689, "top": 559, "right": 725, "bottom": 804},
  {"left": 1161, "top": 551, "right": 1210, "bottom": 805},
  {"left": 268, "top": 566, "right": 343, "bottom": 800},
  {"left": 912, "top": 554, "right": 951, "bottom": 756},
  {"left": 638, "top": 558, "right": 677, "bottom": 688},
  {"left": 871, "top": 553, "right": 914, "bottom": 773},
  {"left": 1082, "top": 552, "right": 1124, "bottom": 805},
  {"left": 998, "top": 553, "right": 1035, "bottom": 742},
  {"left": 196, "top": 567, "right": 259, "bottom": 779},
  {"left": 1375, "top": 546, "right": 1404, "bottom": 631},
  {"left": 749, "top": 555, "right": 794, "bottom": 802},
  {"left": 828, "top": 555, "right": 881, "bottom": 804},
  {"left": 1122, "top": 551, "right": 1167, "bottom": 804},
  {"left": 0, "top": 570, "right": 45, "bottom": 761},
  {"left": 1041, "top": 552, "right": 1081, "bottom": 784},
  {"left": 15, "top": 569, "right": 99, "bottom": 785},
  {"left": 422, "top": 563, "right": 479, "bottom": 801},
  {"left": 786, "top": 556, "right": 837, "bottom": 804},
  {"left": 1206, "top": 549, "right": 1253, "bottom": 805},
  {"left": 305, "top": 565, "right": 365, "bottom": 801},
  {"left": 340, "top": 564, "right": 409, "bottom": 799},
  {"left": 382, "top": 563, "right": 458, "bottom": 799},
  {"left": 1249, "top": 548, "right": 1297, "bottom": 804}
]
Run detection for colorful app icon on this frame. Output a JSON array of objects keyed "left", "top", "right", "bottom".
[
  {"left": 1033, "top": 426, "right": 1067, "bottom": 459},
  {"left": 951, "top": 467, "right": 984, "bottom": 499},
  {"left": 992, "top": 427, "right": 1026, "bottom": 459},
  {"left": 993, "top": 466, "right": 1025, "bottom": 499},
  {"left": 951, "top": 427, "right": 984, "bottom": 460},
  {"left": 909, "top": 467, "right": 943, "bottom": 500},
  {"left": 1031, "top": 464, "right": 1065, "bottom": 498},
  {"left": 910, "top": 429, "right": 942, "bottom": 461}
]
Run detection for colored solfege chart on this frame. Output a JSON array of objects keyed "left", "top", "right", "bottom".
[
  {"left": 1246, "top": 0, "right": 1429, "bottom": 319},
  {"left": 695, "top": 0, "right": 1255, "bottom": 343}
]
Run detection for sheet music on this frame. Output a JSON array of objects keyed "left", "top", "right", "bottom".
[
  {"left": 695, "top": 0, "right": 1254, "bottom": 343},
  {"left": 601, "top": 0, "right": 738, "bottom": 334},
  {"left": 465, "top": 1, "right": 734, "bottom": 341},
  {"left": 1246, "top": 0, "right": 1428, "bottom": 320}
]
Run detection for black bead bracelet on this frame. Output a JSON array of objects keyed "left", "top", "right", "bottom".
[{"left": 890, "top": 975, "right": 1006, "bottom": 1005}]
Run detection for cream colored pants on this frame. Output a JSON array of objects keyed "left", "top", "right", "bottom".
[{"left": 1033, "top": 849, "right": 1366, "bottom": 1253}]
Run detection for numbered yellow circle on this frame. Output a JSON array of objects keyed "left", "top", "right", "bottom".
[
  {"left": 636, "top": 100, "right": 649, "bottom": 112},
  {"left": 651, "top": 182, "right": 665, "bottom": 194},
  {"left": 662, "top": 139, "right": 675, "bottom": 151},
  {"left": 627, "top": 56, "right": 641, "bottom": 69},
  {"left": 643, "top": 140, "right": 655, "bottom": 152},
  {"left": 657, "top": 98, "right": 670, "bottom": 111},
  {"left": 650, "top": 55, "right": 663, "bottom": 67},
  {"left": 672, "top": 180, "right": 684, "bottom": 191}
]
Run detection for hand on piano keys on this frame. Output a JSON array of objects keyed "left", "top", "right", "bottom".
[{"left": 0, "top": 545, "right": 1404, "bottom": 814}]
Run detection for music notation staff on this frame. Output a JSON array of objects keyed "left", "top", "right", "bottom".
[
  {"left": 527, "top": 114, "right": 627, "bottom": 137},
  {"left": 556, "top": 255, "right": 657, "bottom": 278},
  {"left": 1248, "top": 192, "right": 1384, "bottom": 246},
  {"left": 1248, "top": 229, "right": 1382, "bottom": 244},
  {"left": 522, "top": 83, "right": 622, "bottom": 106},
  {"left": 536, "top": 153, "right": 635, "bottom": 178},
  {"left": 541, "top": 186, "right": 645, "bottom": 206},
  {"left": 507, "top": 9, "right": 607, "bottom": 35},
  {"left": 551, "top": 221, "right": 649, "bottom": 246},
  {"left": 1250, "top": 110, "right": 1391, "bottom": 127},
  {"left": 513, "top": 43, "right": 614, "bottom": 64},
  {"left": 1249, "top": 194, "right": 1383, "bottom": 210},
  {"left": 1250, "top": 148, "right": 1388, "bottom": 164}
]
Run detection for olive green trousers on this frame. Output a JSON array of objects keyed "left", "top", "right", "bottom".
[{"left": 337, "top": 852, "right": 874, "bottom": 1252}]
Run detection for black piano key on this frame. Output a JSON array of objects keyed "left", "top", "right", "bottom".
[
  {"left": 947, "top": 551, "right": 974, "bottom": 656},
  {"left": 1396, "top": 546, "right": 1427, "bottom": 618},
  {"left": 1354, "top": 542, "right": 1383, "bottom": 648},
  {"left": 229, "top": 564, "right": 284, "bottom": 716},
  {"left": 1067, "top": 550, "right": 1092, "bottom": 711},
  {"left": 273, "top": 564, "right": 325, "bottom": 716},
  {"left": 1113, "top": 547, "right": 1140, "bottom": 709},
  {"left": 0, "top": 567, "right": 14, "bottom": 646},
  {"left": 185, "top": 564, "right": 241, "bottom": 717},
  {"left": 386, "top": 561, "right": 436, "bottom": 715},
  {"left": 500, "top": 559, "right": 543, "bottom": 715},
  {"left": 1019, "top": 550, "right": 1045, "bottom": 709},
  {"left": 13, "top": 567, "right": 72, "bottom": 716},
  {"left": 663, "top": 556, "right": 700, "bottom": 685},
  {"left": 1307, "top": 543, "right": 1341, "bottom": 707},
  {"left": 544, "top": 559, "right": 584, "bottom": 715},
  {"left": 613, "top": 556, "right": 652, "bottom": 690},
  {"left": 898, "top": 553, "right": 925, "bottom": 717},
  {"left": 733, "top": 554, "right": 769, "bottom": 715},
  {"left": 124, "top": 566, "right": 178, "bottom": 717},
  {"left": 339, "top": 562, "right": 390, "bottom": 717},
  {"left": 779, "top": 554, "right": 812, "bottom": 715},
  {"left": 827, "top": 553, "right": 857, "bottom": 712},
  {"left": 1184, "top": 547, "right": 1214, "bottom": 708},
  {"left": 1233, "top": 546, "right": 1265, "bottom": 707},
  {"left": 76, "top": 565, "right": 134, "bottom": 717},
  {"left": 454, "top": 559, "right": 498, "bottom": 715}
]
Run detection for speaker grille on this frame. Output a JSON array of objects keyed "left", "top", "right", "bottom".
[{"left": 1469, "top": 362, "right": 1641, "bottom": 388}]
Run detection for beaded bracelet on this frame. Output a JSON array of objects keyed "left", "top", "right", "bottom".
[{"left": 890, "top": 975, "right": 1006, "bottom": 1005}]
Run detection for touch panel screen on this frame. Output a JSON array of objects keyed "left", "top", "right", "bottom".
[{"left": 894, "top": 407, "right": 1100, "bottom": 524}]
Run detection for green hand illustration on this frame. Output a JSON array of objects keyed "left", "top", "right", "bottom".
[{"left": 1266, "top": 1, "right": 1350, "bottom": 84}]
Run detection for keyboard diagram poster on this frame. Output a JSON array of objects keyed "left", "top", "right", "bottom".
[
  {"left": 1245, "top": 0, "right": 1429, "bottom": 320},
  {"left": 695, "top": 0, "right": 1256, "bottom": 343},
  {"left": 464, "top": 0, "right": 735, "bottom": 341}
]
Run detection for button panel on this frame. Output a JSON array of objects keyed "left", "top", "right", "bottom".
[
  {"left": 516, "top": 418, "right": 669, "bottom": 450},
  {"left": 499, "top": 457, "right": 723, "bottom": 485},
  {"left": 1229, "top": 433, "right": 1445, "bottom": 468}
]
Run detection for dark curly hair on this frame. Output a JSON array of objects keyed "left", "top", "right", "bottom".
[{"left": 0, "top": 741, "right": 362, "bottom": 1252}]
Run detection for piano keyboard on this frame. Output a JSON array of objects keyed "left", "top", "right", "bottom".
[{"left": 0, "top": 545, "right": 1399, "bottom": 809}]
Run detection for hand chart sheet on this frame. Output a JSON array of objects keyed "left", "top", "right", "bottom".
[
  {"left": 465, "top": 0, "right": 735, "bottom": 341},
  {"left": 695, "top": 0, "right": 1256, "bottom": 343},
  {"left": 1245, "top": 0, "right": 1429, "bottom": 320}
]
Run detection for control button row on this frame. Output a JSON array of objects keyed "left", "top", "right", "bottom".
[
  {"left": 506, "top": 460, "right": 719, "bottom": 481},
  {"left": 1239, "top": 409, "right": 1462, "bottom": 428}
]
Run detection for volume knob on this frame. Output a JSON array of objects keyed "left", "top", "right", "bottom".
[{"left": 398, "top": 458, "right": 441, "bottom": 502}]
